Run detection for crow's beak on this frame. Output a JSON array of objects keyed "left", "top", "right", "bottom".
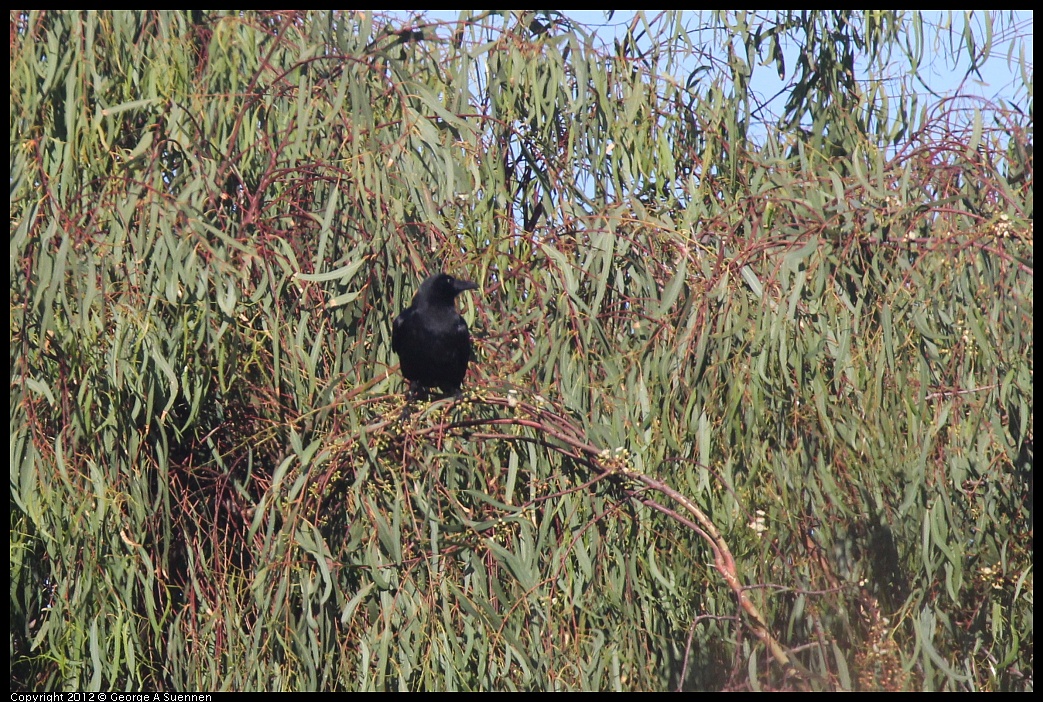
[{"left": 455, "top": 279, "right": 479, "bottom": 294}]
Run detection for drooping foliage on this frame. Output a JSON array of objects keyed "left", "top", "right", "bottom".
[{"left": 10, "top": 10, "right": 1032, "bottom": 691}]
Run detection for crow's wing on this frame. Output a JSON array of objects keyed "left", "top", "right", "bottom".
[{"left": 391, "top": 307, "right": 411, "bottom": 357}]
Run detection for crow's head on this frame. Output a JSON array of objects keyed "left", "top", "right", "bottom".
[{"left": 417, "top": 272, "right": 478, "bottom": 306}]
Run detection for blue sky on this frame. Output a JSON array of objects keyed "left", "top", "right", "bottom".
[
  {"left": 389, "top": 10, "right": 1032, "bottom": 118},
  {"left": 564, "top": 11, "right": 1032, "bottom": 107}
]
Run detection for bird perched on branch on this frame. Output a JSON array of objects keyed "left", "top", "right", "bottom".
[{"left": 392, "top": 272, "right": 479, "bottom": 399}]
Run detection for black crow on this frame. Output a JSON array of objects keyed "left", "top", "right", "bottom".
[{"left": 392, "top": 272, "right": 479, "bottom": 398}]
